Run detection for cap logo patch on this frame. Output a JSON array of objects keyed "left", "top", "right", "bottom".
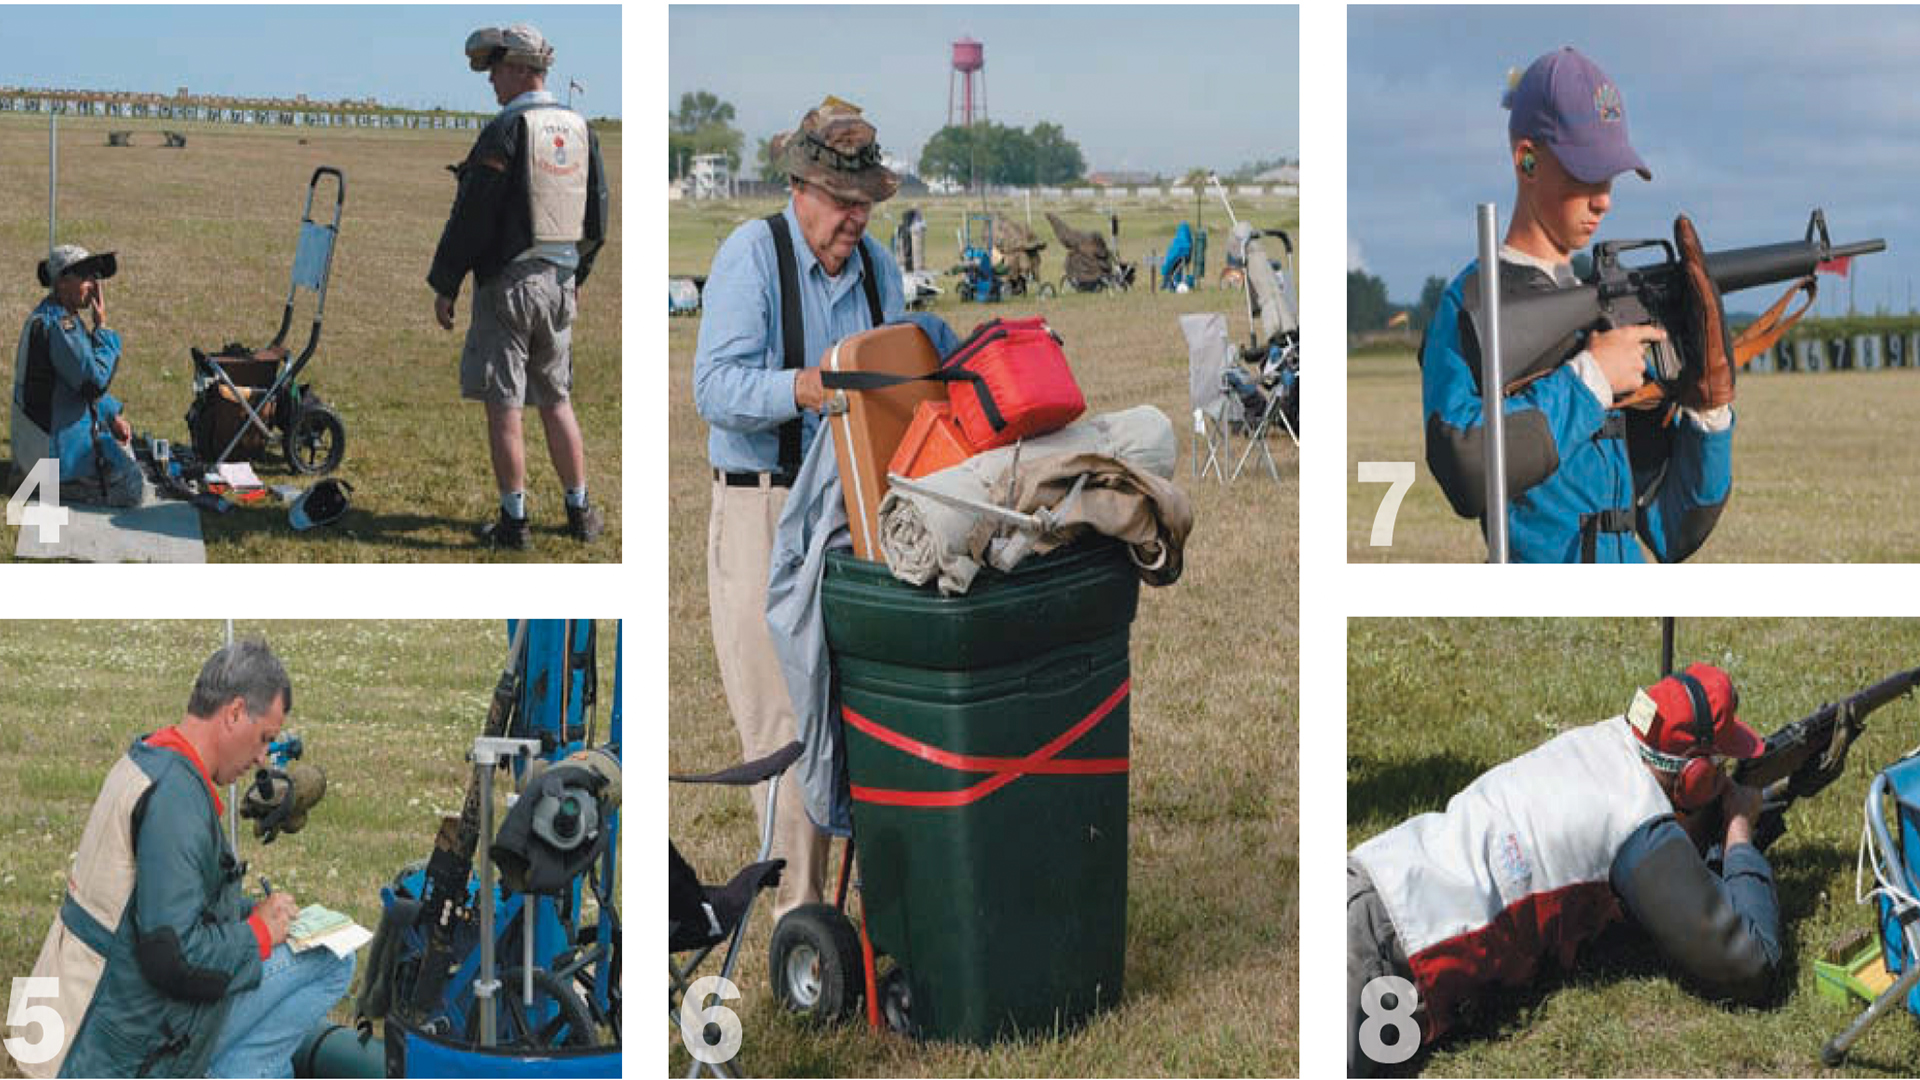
[
  {"left": 1627, "top": 687, "right": 1658, "bottom": 735},
  {"left": 1594, "top": 83, "right": 1624, "bottom": 123}
]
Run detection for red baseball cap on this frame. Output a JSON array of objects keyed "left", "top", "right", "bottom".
[{"left": 1632, "top": 663, "right": 1764, "bottom": 760}]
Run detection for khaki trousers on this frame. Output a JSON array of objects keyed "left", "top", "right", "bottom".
[{"left": 707, "top": 477, "right": 830, "bottom": 921}]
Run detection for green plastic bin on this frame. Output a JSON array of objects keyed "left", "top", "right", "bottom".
[{"left": 822, "top": 538, "right": 1140, "bottom": 1044}]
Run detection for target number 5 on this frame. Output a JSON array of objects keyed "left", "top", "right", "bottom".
[{"left": 5, "top": 977, "right": 65, "bottom": 1067}]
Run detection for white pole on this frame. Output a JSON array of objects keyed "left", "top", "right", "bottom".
[
  {"left": 48, "top": 114, "right": 57, "bottom": 256},
  {"left": 1476, "top": 204, "right": 1510, "bottom": 563},
  {"left": 226, "top": 620, "right": 239, "bottom": 850}
]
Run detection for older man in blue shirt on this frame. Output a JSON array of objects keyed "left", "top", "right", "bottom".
[{"left": 692, "top": 96, "right": 905, "bottom": 919}]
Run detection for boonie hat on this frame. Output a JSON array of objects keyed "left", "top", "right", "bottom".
[
  {"left": 771, "top": 96, "right": 899, "bottom": 205},
  {"left": 466, "top": 23, "right": 553, "bottom": 72},
  {"left": 1629, "top": 662, "right": 1765, "bottom": 761},
  {"left": 1504, "top": 46, "right": 1651, "bottom": 185},
  {"left": 38, "top": 245, "right": 118, "bottom": 287}
]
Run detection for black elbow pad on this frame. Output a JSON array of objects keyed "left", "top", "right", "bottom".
[{"left": 134, "top": 925, "right": 233, "bottom": 1002}]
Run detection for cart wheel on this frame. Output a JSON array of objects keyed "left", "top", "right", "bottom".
[
  {"left": 464, "top": 966, "right": 601, "bottom": 1048},
  {"left": 769, "top": 903, "right": 863, "bottom": 1022},
  {"left": 285, "top": 406, "right": 345, "bottom": 475},
  {"left": 879, "top": 965, "right": 916, "bottom": 1037},
  {"left": 1037, "top": 281, "right": 1057, "bottom": 300}
]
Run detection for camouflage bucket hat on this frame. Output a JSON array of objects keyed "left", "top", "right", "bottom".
[
  {"left": 773, "top": 96, "right": 899, "bottom": 205},
  {"left": 466, "top": 23, "right": 553, "bottom": 72}
]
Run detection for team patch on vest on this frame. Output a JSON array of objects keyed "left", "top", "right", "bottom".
[
  {"left": 530, "top": 115, "right": 585, "bottom": 179},
  {"left": 60, "top": 316, "right": 76, "bottom": 331},
  {"left": 523, "top": 106, "right": 589, "bottom": 245},
  {"left": 1495, "top": 831, "right": 1532, "bottom": 892}
]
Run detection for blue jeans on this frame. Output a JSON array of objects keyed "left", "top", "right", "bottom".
[{"left": 207, "top": 944, "right": 356, "bottom": 1079}]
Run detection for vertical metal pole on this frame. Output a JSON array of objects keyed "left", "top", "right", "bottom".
[
  {"left": 1660, "top": 617, "right": 1676, "bottom": 677},
  {"left": 1476, "top": 204, "right": 1510, "bottom": 563},
  {"left": 48, "top": 114, "right": 57, "bottom": 256},
  {"left": 226, "top": 620, "right": 239, "bottom": 850},
  {"left": 522, "top": 892, "right": 535, "bottom": 1008},
  {"left": 477, "top": 757, "right": 497, "bottom": 1047}
]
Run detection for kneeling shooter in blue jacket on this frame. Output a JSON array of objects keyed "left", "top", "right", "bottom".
[
  {"left": 21, "top": 640, "right": 354, "bottom": 1079},
  {"left": 1421, "top": 47, "right": 1732, "bottom": 563}
]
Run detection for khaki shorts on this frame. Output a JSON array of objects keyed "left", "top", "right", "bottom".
[{"left": 460, "top": 259, "right": 576, "bottom": 408}]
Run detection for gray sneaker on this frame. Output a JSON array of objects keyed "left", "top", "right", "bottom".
[{"left": 565, "top": 502, "right": 605, "bottom": 542}]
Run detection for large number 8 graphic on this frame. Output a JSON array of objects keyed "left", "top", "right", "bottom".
[{"left": 1357, "top": 974, "right": 1419, "bottom": 1065}]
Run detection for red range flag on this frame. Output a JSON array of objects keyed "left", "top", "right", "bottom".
[{"left": 1818, "top": 255, "right": 1853, "bottom": 277}]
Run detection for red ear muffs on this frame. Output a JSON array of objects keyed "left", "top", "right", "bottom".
[{"left": 1671, "top": 671, "right": 1723, "bottom": 812}]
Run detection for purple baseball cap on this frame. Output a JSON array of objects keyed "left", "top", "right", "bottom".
[{"left": 1504, "top": 47, "right": 1651, "bottom": 184}]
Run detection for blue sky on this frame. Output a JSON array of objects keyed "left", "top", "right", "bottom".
[
  {"left": 1350, "top": 6, "right": 1917, "bottom": 312},
  {"left": 1, "top": 6, "right": 622, "bottom": 117},
  {"left": 669, "top": 5, "right": 1299, "bottom": 176}
]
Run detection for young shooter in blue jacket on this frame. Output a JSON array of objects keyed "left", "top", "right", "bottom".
[{"left": 1421, "top": 48, "right": 1733, "bottom": 563}]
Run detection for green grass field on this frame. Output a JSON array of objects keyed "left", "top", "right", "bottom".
[
  {"left": 1346, "top": 351, "right": 1920, "bottom": 562},
  {"left": 668, "top": 194, "right": 1299, "bottom": 1076},
  {"left": 668, "top": 191, "right": 1293, "bottom": 289},
  {"left": 0, "top": 114, "right": 621, "bottom": 562},
  {"left": 0, "top": 620, "right": 620, "bottom": 1080},
  {"left": 1349, "top": 617, "right": 1920, "bottom": 1077}
]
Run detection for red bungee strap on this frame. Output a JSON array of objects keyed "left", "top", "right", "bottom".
[{"left": 845, "top": 679, "right": 1130, "bottom": 808}]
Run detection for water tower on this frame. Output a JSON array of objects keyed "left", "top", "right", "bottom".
[{"left": 948, "top": 37, "right": 986, "bottom": 127}]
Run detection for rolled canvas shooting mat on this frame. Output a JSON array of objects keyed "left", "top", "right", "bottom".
[{"left": 823, "top": 323, "right": 946, "bottom": 560}]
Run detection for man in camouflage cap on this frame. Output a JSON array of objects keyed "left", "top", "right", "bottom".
[
  {"left": 691, "top": 96, "right": 906, "bottom": 921},
  {"left": 431, "top": 21, "right": 610, "bottom": 550}
]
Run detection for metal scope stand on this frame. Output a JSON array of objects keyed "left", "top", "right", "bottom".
[
  {"left": 471, "top": 735, "right": 541, "bottom": 1049},
  {"left": 1477, "top": 203, "right": 1510, "bottom": 564}
]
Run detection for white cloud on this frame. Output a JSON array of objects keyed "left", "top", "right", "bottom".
[{"left": 1348, "top": 237, "right": 1366, "bottom": 272}]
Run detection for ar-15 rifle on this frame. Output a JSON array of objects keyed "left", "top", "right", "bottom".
[
  {"left": 406, "top": 620, "right": 531, "bottom": 1017},
  {"left": 1735, "top": 664, "right": 1920, "bottom": 850},
  {"left": 1466, "top": 209, "right": 1885, "bottom": 403}
]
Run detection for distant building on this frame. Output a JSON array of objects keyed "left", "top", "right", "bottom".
[
  {"left": 1255, "top": 163, "right": 1300, "bottom": 185},
  {"left": 1087, "top": 170, "right": 1160, "bottom": 188},
  {"left": 687, "top": 153, "right": 733, "bottom": 200}
]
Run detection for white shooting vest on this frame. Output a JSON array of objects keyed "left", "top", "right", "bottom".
[
  {"left": 21, "top": 756, "right": 153, "bottom": 1079},
  {"left": 1350, "top": 717, "right": 1671, "bottom": 1039},
  {"left": 522, "top": 104, "right": 589, "bottom": 245}
]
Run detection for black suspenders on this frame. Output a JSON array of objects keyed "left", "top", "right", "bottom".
[{"left": 763, "top": 212, "right": 883, "bottom": 475}]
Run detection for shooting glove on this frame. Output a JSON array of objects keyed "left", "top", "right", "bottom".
[{"left": 1673, "top": 214, "right": 1738, "bottom": 411}]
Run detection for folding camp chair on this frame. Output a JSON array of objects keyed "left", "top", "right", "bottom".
[
  {"left": 668, "top": 741, "right": 801, "bottom": 1079},
  {"left": 1824, "top": 751, "right": 1920, "bottom": 1065},
  {"left": 1180, "top": 313, "right": 1240, "bottom": 483}
]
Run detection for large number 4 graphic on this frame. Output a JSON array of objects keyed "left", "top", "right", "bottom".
[{"left": 6, "top": 459, "right": 71, "bottom": 545}]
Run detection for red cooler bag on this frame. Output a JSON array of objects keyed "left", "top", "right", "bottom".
[{"left": 941, "top": 317, "right": 1085, "bottom": 449}]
